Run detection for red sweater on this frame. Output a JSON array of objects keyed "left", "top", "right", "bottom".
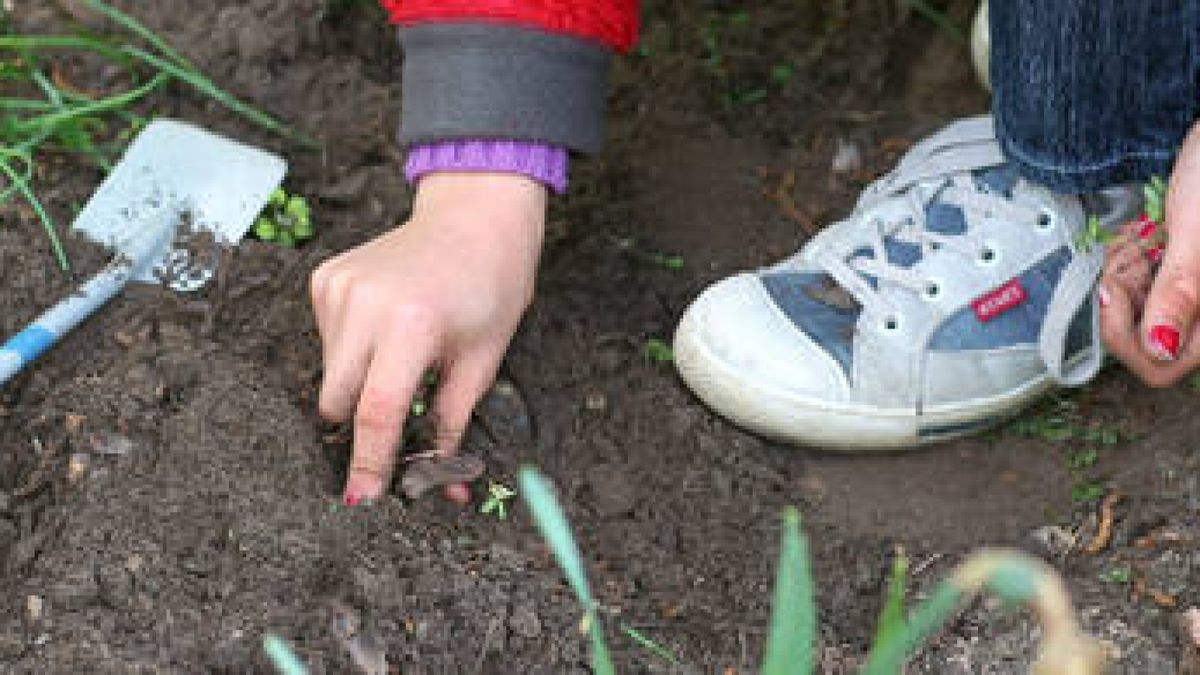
[{"left": 380, "top": 0, "right": 639, "bottom": 52}]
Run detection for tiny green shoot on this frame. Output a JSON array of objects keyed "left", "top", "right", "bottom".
[
  {"left": 644, "top": 338, "right": 674, "bottom": 364},
  {"left": 1099, "top": 566, "right": 1131, "bottom": 584},
  {"left": 1071, "top": 482, "right": 1104, "bottom": 504},
  {"left": 480, "top": 481, "right": 516, "bottom": 520}
]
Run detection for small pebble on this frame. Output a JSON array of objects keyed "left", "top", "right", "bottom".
[
  {"left": 831, "top": 138, "right": 863, "bottom": 175},
  {"left": 67, "top": 453, "right": 90, "bottom": 484},
  {"left": 584, "top": 391, "right": 608, "bottom": 412},
  {"left": 24, "top": 595, "right": 43, "bottom": 623}
]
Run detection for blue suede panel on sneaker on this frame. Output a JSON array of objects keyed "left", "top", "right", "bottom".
[
  {"left": 761, "top": 272, "right": 858, "bottom": 375},
  {"left": 929, "top": 247, "right": 1071, "bottom": 350},
  {"left": 762, "top": 164, "right": 1033, "bottom": 376}
]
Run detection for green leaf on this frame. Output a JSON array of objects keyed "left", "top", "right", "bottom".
[
  {"left": 254, "top": 217, "right": 278, "bottom": 241},
  {"left": 644, "top": 338, "right": 674, "bottom": 363},
  {"left": 871, "top": 549, "right": 909, "bottom": 652},
  {"left": 285, "top": 195, "right": 310, "bottom": 220},
  {"left": 518, "top": 467, "right": 614, "bottom": 675},
  {"left": 263, "top": 634, "right": 309, "bottom": 675},
  {"left": 863, "top": 581, "right": 962, "bottom": 675},
  {"left": 761, "top": 506, "right": 815, "bottom": 675}
]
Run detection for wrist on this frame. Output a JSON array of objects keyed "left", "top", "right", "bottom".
[{"left": 412, "top": 172, "right": 548, "bottom": 235}]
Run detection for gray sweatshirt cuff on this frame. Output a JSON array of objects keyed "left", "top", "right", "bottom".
[{"left": 398, "top": 23, "right": 612, "bottom": 154}]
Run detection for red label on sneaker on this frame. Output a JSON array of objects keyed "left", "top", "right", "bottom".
[{"left": 971, "top": 278, "right": 1027, "bottom": 322}]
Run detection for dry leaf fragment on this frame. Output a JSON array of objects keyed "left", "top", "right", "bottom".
[{"left": 401, "top": 454, "right": 485, "bottom": 500}]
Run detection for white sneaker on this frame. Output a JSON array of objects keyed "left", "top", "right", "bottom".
[{"left": 673, "top": 116, "right": 1138, "bottom": 450}]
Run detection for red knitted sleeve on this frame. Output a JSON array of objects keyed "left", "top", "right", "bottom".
[{"left": 379, "top": 0, "right": 638, "bottom": 51}]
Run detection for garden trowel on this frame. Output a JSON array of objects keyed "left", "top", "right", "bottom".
[{"left": 0, "top": 119, "right": 287, "bottom": 385}]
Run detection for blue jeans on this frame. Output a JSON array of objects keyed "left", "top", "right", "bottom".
[{"left": 992, "top": 0, "right": 1200, "bottom": 193}]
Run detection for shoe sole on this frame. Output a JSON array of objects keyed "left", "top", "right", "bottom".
[{"left": 674, "top": 308, "right": 1062, "bottom": 451}]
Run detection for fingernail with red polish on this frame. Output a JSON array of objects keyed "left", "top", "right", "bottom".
[
  {"left": 1149, "top": 324, "right": 1181, "bottom": 361},
  {"left": 1137, "top": 219, "right": 1157, "bottom": 240},
  {"left": 1146, "top": 246, "right": 1164, "bottom": 264},
  {"left": 343, "top": 492, "right": 362, "bottom": 507}
]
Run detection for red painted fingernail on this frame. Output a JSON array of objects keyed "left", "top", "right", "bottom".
[
  {"left": 1146, "top": 246, "right": 1164, "bottom": 264},
  {"left": 343, "top": 492, "right": 362, "bottom": 507},
  {"left": 1149, "top": 324, "right": 1181, "bottom": 361},
  {"left": 1137, "top": 220, "right": 1157, "bottom": 239}
]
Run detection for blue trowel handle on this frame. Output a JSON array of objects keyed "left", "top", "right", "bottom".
[
  {"left": 0, "top": 210, "right": 178, "bottom": 386},
  {"left": 0, "top": 259, "right": 137, "bottom": 385}
]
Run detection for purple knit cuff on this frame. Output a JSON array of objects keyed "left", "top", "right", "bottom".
[{"left": 404, "top": 140, "right": 569, "bottom": 193}]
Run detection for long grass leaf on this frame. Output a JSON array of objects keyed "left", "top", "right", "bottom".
[
  {"left": 620, "top": 623, "right": 679, "bottom": 665},
  {"left": 15, "top": 73, "right": 167, "bottom": 135},
  {"left": 862, "top": 581, "right": 962, "bottom": 675},
  {"left": 761, "top": 506, "right": 815, "bottom": 675},
  {"left": 122, "top": 46, "right": 318, "bottom": 147},
  {"left": 0, "top": 158, "right": 69, "bottom": 271},
  {"left": 263, "top": 634, "right": 309, "bottom": 675},
  {"left": 518, "top": 467, "right": 614, "bottom": 675},
  {"left": 870, "top": 549, "right": 909, "bottom": 652},
  {"left": 82, "top": 0, "right": 194, "bottom": 70},
  {"left": 0, "top": 35, "right": 129, "bottom": 61}
]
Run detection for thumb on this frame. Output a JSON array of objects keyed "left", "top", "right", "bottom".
[{"left": 1141, "top": 251, "right": 1200, "bottom": 361}]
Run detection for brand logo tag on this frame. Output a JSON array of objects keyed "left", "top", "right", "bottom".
[{"left": 971, "top": 278, "right": 1027, "bottom": 322}]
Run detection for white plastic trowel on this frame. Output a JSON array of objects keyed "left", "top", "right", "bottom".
[{"left": 1, "top": 119, "right": 287, "bottom": 384}]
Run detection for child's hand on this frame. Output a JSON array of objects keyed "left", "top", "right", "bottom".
[
  {"left": 310, "top": 173, "right": 546, "bottom": 505},
  {"left": 1101, "top": 121, "right": 1200, "bottom": 386}
]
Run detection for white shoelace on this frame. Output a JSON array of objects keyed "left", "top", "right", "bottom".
[{"left": 816, "top": 116, "right": 1106, "bottom": 385}]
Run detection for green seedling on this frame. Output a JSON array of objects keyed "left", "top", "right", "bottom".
[
  {"left": 519, "top": 465, "right": 1105, "bottom": 675},
  {"left": 1068, "top": 447, "right": 1099, "bottom": 470},
  {"left": 607, "top": 234, "right": 684, "bottom": 270},
  {"left": 480, "top": 481, "right": 516, "bottom": 520},
  {"left": 254, "top": 188, "right": 314, "bottom": 247},
  {"left": 1, "top": 0, "right": 313, "bottom": 271},
  {"left": 1099, "top": 566, "right": 1131, "bottom": 584},
  {"left": 1071, "top": 482, "right": 1105, "bottom": 504},
  {"left": 644, "top": 338, "right": 674, "bottom": 364}
]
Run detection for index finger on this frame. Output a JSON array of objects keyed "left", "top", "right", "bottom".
[{"left": 344, "top": 335, "right": 436, "bottom": 505}]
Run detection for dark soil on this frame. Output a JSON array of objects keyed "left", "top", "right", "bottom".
[{"left": 2, "top": 1, "right": 1197, "bottom": 673}]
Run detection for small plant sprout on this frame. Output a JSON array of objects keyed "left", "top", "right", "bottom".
[
  {"left": 644, "top": 338, "right": 674, "bottom": 364},
  {"left": 480, "top": 481, "right": 516, "bottom": 520},
  {"left": 254, "top": 187, "right": 314, "bottom": 247}
]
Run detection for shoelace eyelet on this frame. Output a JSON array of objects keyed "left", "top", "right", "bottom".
[
  {"left": 923, "top": 282, "right": 941, "bottom": 300},
  {"left": 882, "top": 316, "right": 901, "bottom": 331},
  {"left": 978, "top": 245, "right": 998, "bottom": 265},
  {"left": 1035, "top": 210, "right": 1055, "bottom": 231}
]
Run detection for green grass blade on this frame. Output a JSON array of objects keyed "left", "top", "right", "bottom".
[
  {"left": 761, "top": 506, "right": 815, "bottom": 675},
  {"left": 862, "top": 581, "right": 962, "bottom": 675},
  {"left": 902, "top": 0, "right": 966, "bottom": 42},
  {"left": 620, "top": 623, "right": 679, "bottom": 665},
  {"left": 870, "top": 549, "right": 909, "bottom": 651},
  {"left": 0, "top": 35, "right": 129, "bottom": 62},
  {"left": 263, "top": 634, "right": 309, "bottom": 675},
  {"left": 122, "top": 46, "right": 318, "bottom": 147},
  {"left": 15, "top": 73, "right": 167, "bottom": 135},
  {"left": 590, "top": 618, "right": 615, "bottom": 675},
  {"left": 0, "top": 157, "right": 70, "bottom": 271},
  {"left": 0, "top": 98, "right": 59, "bottom": 111},
  {"left": 518, "top": 467, "right": 614, "bottom": 675},
  {"left": 82, "top": 0, "right": 194, "bottom": 70}
]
